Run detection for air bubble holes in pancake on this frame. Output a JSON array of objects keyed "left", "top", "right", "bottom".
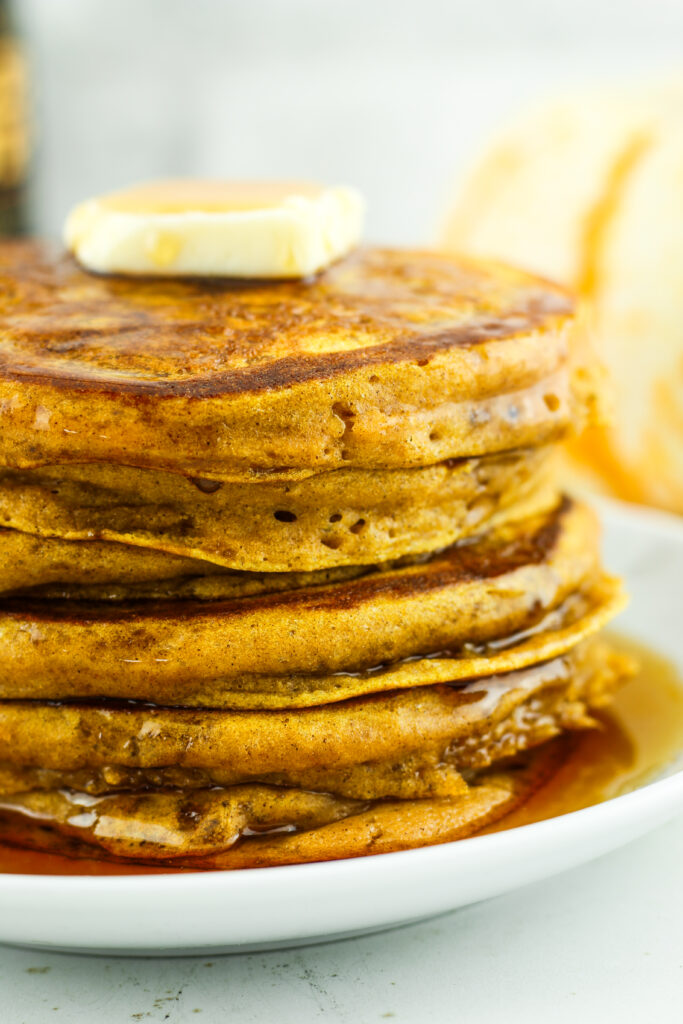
[
  {"left": 320, "top": 535, "right": 343, "bottom": 551},
  {"left": 273, "top": 510, "right": 297, "bottom": 524},
  {"left": 332, "top": 402, "right": 355, "bottom": 461}
]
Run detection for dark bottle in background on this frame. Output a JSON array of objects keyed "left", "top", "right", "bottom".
[{"left": 0, "top": 0, "right": 28, "bottom": 235}]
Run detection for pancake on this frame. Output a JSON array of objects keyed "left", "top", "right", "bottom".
[
  {"left": 0, "top": 642, "right": 630, "bottom": 790},
  {"left": 0, "top": 748, "right": 470, "bottom": 802},
  {"left": 0, "top": 575, "right": 624, "bottom": 710},
  {"left": 0, "top": 785, "right": 365, "bottom": 860},
  {"left": 0, "top": 242, "right": 593, "bottom": 480},
  {"left": 0, "top": 500, "right": 619, "bottom": 707},
  {"left": 199, "top": 756, "right": 560, "bottom": 869},
  {"left": 0, "top": 643, "right": 628, "bottom": 867},
  {"left": 0, "top": 740, "right": 565, "bottom": 867},
  {"left": 0, "top": 641, "right": 629, "bottom": 807},
  {"left": 0, "top": 446, "right": 555, "bottom": 572},
  {"left": 0, "top": 526, "right": 372, "bottom": 601},
  {"left": 0, "top": 237, "right": 626, "bottom": 871}
]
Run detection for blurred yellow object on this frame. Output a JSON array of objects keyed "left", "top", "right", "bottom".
[
  {"left": 441, "top": 80, "right": 683, "bottom": 514},
  {"left": 0, "top": 4, "right": 30, "bottom": 236}
]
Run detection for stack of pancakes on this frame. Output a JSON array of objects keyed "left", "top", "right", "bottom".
[{"left": 0, "top": 242, "right": 630, "bottom": 868}]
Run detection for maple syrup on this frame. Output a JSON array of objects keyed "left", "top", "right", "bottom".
[
  {"left": 481, "top": 633, "right": 683, "bottom": 832},
  {"left": 0, "top": 633, "right": 681, "bottom": 875}
]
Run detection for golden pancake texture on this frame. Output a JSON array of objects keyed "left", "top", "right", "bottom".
[
  {"left": 0, "top": 749, "right": 470, "bottom": 803},
  {"left": 0, "top": 746, "right": 563, "bottom": 868},
  {"left": 0, "top": 500, "right": 620, "bottom": 707},
  {"left": 0, "top": 644, "right": 629, "bottom": 865},
  {"left": 0, "top": 526, "right": 235, "bottom": 599},
  {"left": 0, "top": 242, "right": 594, "bottom": 479},
  {"left": 0, "top": 643, "right": 628, "bottom": 788},
  {"left": 0, "top": 446, "right": 556, "bottom": 571},
  {"left": 0, "top": 526, "right": 370, "bottom": 601}
]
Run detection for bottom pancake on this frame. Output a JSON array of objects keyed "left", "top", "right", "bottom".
[{"left": 0, "top": 740, "right": 568, "bottom": 869}]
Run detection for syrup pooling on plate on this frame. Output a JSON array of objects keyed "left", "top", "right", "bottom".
[{"left": 481, "top": 635, "right": 683, "bottom": 831}]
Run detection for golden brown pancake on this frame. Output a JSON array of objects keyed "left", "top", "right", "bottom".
[
  {"left": 0, "top": 240, "right": 625, "bottom": 871},
  {"left": 0, "top": 748, "right": 470, "bottom": 802},
  {"left": 0, "top": 643, "right": 629, "bottom": 791},
  {"left": 0, "top": 446, "right": 555, "bottom": 571},
  {"left": 0, "top": 526, "right": 376, "bottom": 601},
  {"left": 0, "top": 642, "right": 631, "bottom": 866},
  {"left": 0, "top": 526, "right": 238, "bottom": 599},
  {"left": 0, "top": 785, "right": 365, "bottom": 860},
  {"left": 0, "top": 740, "right": 565, "bottom": 868},
  {"left": 200, "top": 757, "right": 559, "bottom": 869},
  {"left": 0, "top": 576, "right": 624, "bottom": 710},
  {"left": 0, "top": 500, "right": 621, "bottom": 707},
  {"left": 0, "top": 632, "right": 632, "bottom": 868},
  {"left": 0, "top": 640, "right": 630, "bottom": 808},
  {"left": 0, "top": 242, "right": 593, "bottom": 479}
]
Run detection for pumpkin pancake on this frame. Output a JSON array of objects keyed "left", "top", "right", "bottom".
[
  {"left": 0, "top": 242, "right": 595, "bottom": 480},
  {"left": 0, "top": 742, "right": 565, "bottom": 868},
  {"left": 0, "top": 641, "right": 630, "bottom": 791},
  {"left": 0, "top": 748, "right": 471, "bottom": 802},
  {"left": 0, "top": 446, "right": 555, "bottom": 571},
  {"left": 0, "top": 646, "right": 630, "bottom": 866},
  {"left": 0, "top": 526, "right": 238, "bottom": 599},
  {"left": 0, "top": 499, "right": 620, "bottom": 707},
  {"left": 1, "top": 549, "right": 409, "bottom": 603},
  {"left": 0, "top": 741, "right": 565, "bottom": 868}
]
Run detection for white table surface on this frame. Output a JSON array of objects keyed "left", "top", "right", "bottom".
[{"left": 3, "top": 811, "right": 682, "bottom": 1024}]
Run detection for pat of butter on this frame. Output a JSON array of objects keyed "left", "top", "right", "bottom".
[{"left": 64, "top": 180, "right": 365, "bottom": 278}]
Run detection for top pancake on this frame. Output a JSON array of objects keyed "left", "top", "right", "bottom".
[{"left": 0, "top": 242, "right": 585, "bottom": 479}]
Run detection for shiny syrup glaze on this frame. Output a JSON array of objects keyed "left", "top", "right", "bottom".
[
  {"left": 480, "top": 634, "right": 683, "bottom": 833},
  {"left": 0, "top": 633, "right": 681, "bottom": 876}
]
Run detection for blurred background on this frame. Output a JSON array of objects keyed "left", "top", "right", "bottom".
[
  {"left": 0, "top": 0, "right": 681, "bottom": 514},
  {"left": 5, "top": 0, "right": 682, "bottom": 241}
]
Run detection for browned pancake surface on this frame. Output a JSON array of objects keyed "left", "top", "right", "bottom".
[
  {"left": 0, "top": 243, "right": 583, "bottom": 477},
  {"left": 0, "top": 243, "right": 571, "bottom": 393}
]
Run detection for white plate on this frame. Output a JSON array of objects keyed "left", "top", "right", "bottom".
[{"left": 1, "top": 497, "right": 682, "bottom": 956}]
